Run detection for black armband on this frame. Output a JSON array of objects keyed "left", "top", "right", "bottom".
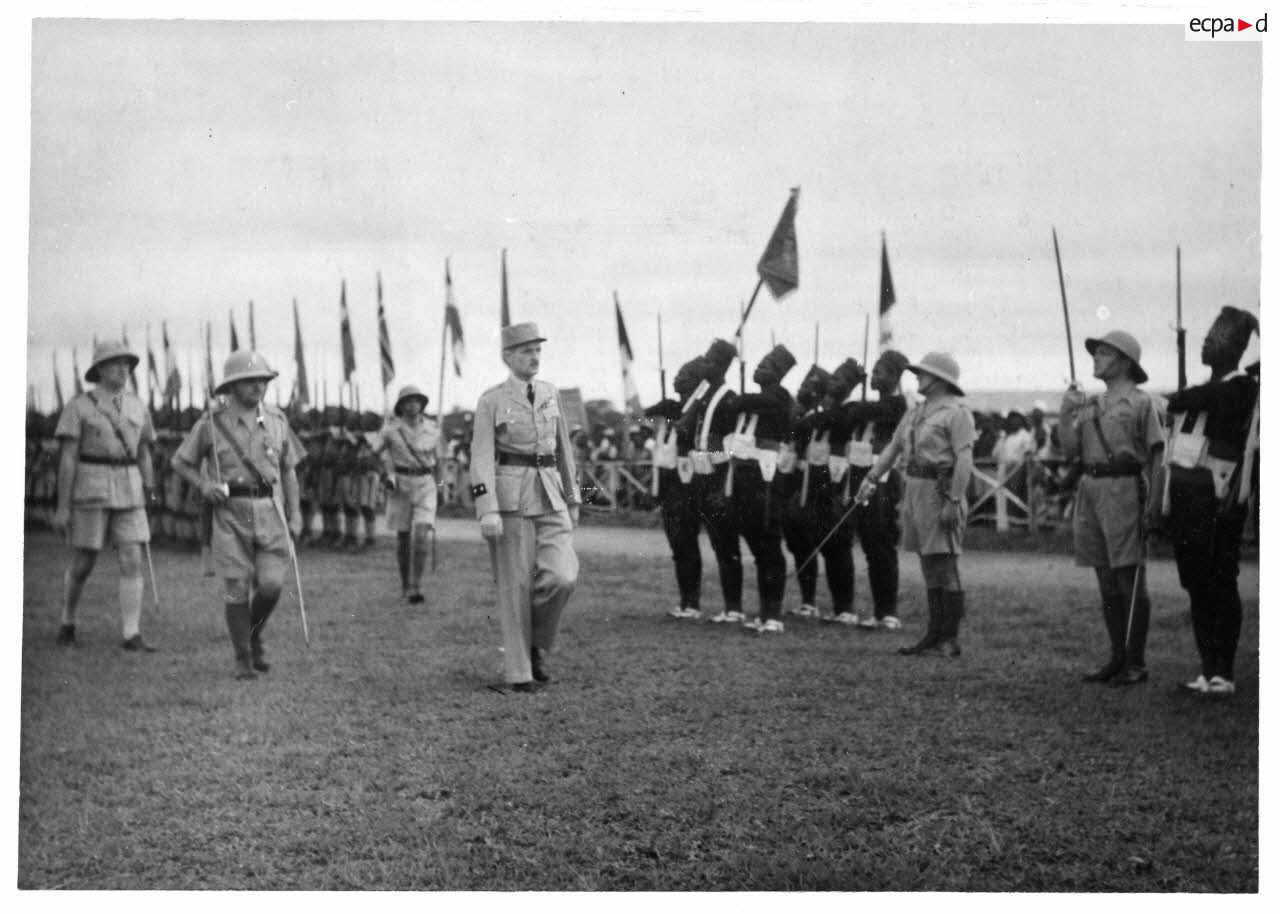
[{"left": 470, "top": 483, "right": 487, "bottom": 498}]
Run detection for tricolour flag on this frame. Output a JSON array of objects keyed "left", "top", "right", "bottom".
[
  {"left": 339, "top": 279, "right": 356, "bottom": 383},
  {"left": 377, "top": 272, "right": 395, "bottom": 389},
  {"left": 162, "top": 322, "right": 182, "bottom": 410},
  {"left": 878, "top": 232, "right": 896, "bottom": 349},
  {"left": 229, "top": 310, "right": 241, "bottom": 353},
  {"left": 445, "top": 259, "right": 465, "bottom": 376},
  {"left": 500, "top": 248, "right": 511, "bottom": 328},
  {"left": 614, "top": 292, "right": 642, "bottom": 414},
  {"left": 292, "top": 298, "right": 310, "bottom": 410},
  {"left": 756, "top": 187, "right": 800, "bottom": 299}
]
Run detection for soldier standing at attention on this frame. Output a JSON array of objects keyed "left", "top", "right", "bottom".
[
  {"left": 1059, "top": 330, "right": 1164, "bottom": 687},
  {"left": 171, "top": 351, "right": 302, "bottom": 680},
  {"left": 470, "top": 323, "right": 580, "bottom": 693},
  {"left": 857, "top": 352, "right": 975, "bottom": 657},
  {"left": 378, "top": 385, "right": 440, "bottom": 604},
  {"left": 52, "top": 340, "right": 160, "bottom": 651}
]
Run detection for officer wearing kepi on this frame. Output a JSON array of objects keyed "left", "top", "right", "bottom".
[
  {"left": 171, "top": 351, "right": 303, "bottom": 680},
  {"left": 471, "top": 322, "right": 580, "bottom": 692},
  {"left": 52, "top": 340, "right": 161, "bottom": 651}
]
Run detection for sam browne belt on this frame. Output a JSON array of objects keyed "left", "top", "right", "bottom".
[{"left": 498, "top": 452, "right": 558, "bottom": 468}]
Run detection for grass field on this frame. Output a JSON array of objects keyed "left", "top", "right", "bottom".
[{"left": 18, "top": 520, "right": 1259, "bottom": 891}]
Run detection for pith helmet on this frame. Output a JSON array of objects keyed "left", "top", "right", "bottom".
[
  {"left": 908, "top": 352, "right": 964, "bottom": 396},
  {"left": 393, "top": 384, "right": 430, "bottom": 416},
  {"left": 215, "top": 350, "right": 278, "bottom": 394},
  {"left": 1084, "top": 330, "right": 1147, "bottom": 384},
  {"left": 85, "top": 340, "right": 140, "bottom": 383},
  {"left": 501, "top": 322, "right": 546, "bottom": 350}
]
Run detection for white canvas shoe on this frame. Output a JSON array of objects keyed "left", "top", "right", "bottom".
[
  {"left": 856, "top": 613, "right": 879, "bottom": 629},
  {"left": 761, "top": 619, "right": 785, "bottom": 634},
  {"left": 834, "top": 612, "right": 859, "bottom": 625},
  {"left": 1180, "top": 674, "right": 1210, "bottom": 693},
  {"left": 741, "top": 617, "right": 763, "bottom": 631},
  {"left": 724, "top": 610, "right": 745, "bottom": 623},
  {"left": 667, "top": 606, "right": 689, "bottom": 619},
  {"left": 797, "top": 604, "right": 819, "bottom": 618},
  {"left": 1207, "top": 676, "right": 1236, "bottom": 697},
  {"left": 708, "top": 611, "right": 733, "bottom": 624},
  {"left": 880, "top": 615, "right": 903, "bottom": 630}
]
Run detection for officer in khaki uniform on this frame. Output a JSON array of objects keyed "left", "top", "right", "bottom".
[
  {"left": 171, "top": 351, "right": 302, "bottom": 680},
  {"left": 378, "top": 385, "right": 440, "bottom": 604},
  {"left": 471, "top": 322, "right": 580, "bottom": 692},
  {"left": 52, "top": 340, "right": 160, "bottom": 651}
]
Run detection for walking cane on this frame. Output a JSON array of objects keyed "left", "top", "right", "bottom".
[
  {"left": 270, "top": 494, "right": 311, "bottom": 646},
  {"left": 143, "top": 541, "right": 161, "bottom": 616}
]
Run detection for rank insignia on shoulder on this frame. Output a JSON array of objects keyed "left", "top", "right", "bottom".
[{"left": 471, "top": 483, "right": 487, "bottom": 498}]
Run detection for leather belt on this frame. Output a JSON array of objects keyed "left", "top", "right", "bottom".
[
  {"left": 227, "top": 483, "right": 274, "bottom": 498},
  {"left": 394, "top": 465, "right": 434, "bottom": 476},
  {"left": 906, "top": 463, "right": 950, "bottom": 479},
  {"left": 1082, "top": 462, "right": 1142, "bottom": 478},
  {"left": 79, "top": 455, "right": 134, "bottom": 466},
  {"left": 498, "top": 452, "right": 557, "bottom": 468}
]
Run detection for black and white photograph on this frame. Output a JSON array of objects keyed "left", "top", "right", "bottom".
[{"left": 11, "top": 1, "right": 1270, "bottom": 895}]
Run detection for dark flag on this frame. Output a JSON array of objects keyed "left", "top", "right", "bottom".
[
  {"left": 162, "top": 321, "right": 182, "bottom": 410},
  {"left": 292, "top": 298, "right": 310, "bottom": 410},
  {"left": 339, "top": 279, "right": 356, "bottom": 383},
  {"left": 145, "top": 324, "right": 161, "bottom": 412},
  {"left": 53, "top": 351, "right": 65, "bottom": 412},
  {"left": 756, "top": 187, "right": 800, "bottom": 299},
  {"left": 377, "top": 272, "right": 395, "bottom": 389},
  {"left": 445, "top": 260, "right": 465, "bottom": 376},
  {"left": 614, "top": 292, "right": 641, "bottom": 414},
  {"left": 500, "top": 248, "right": 511, "bottom": 328},
  {"left": 879, "top": 232, "right": 896, "bottom": 349},
  {"left": 248, "top": 299, "right": 257, "bottom": 351},
  {"left": 204, "top": 321, "right": 215, "bottom": 401},
  {"left": 229, "top": 311, "right": 241, "bottom": 353},
  {"left": 121, "top": 325, "right": 139, "bottom": 393}
]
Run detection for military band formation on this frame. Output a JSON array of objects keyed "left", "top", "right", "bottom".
[{"left": 33, "top": 307, "right": 1259, "bottom": 698}]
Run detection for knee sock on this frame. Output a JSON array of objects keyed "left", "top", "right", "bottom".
[
  {"left": 397, "top": 532, "right": 411, "bottom": 590},
  {"left": 120, "top": 575, "right": 144, "bottom": 639}
]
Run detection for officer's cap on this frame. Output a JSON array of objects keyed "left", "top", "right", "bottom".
[{"left": 502, "top": 322, "right": 546, "bottom": 350}]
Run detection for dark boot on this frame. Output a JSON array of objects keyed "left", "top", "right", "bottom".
[
  {"left": 396, "top": 533, "right": 411, "bottom": 597},
  {"left": 249, "top": 594, "right": 276, "bottom": 673},
  {"left": 938, "top": 590, "right": 965, "bottom": 658},
  {"left": 898, "top": 589, "right": 943, "bottom": 655},
  {"left": 531, "top": 646, "right": 552, "bottom": 683},
  {"left": 1082, "top": 597, "right": 1126, "bottom": 683},
  {"left": 1113, "top": 577, "right": 1151, "bottom": 686},
  {"left": 225, "top": 603, "right": 257, "bottom": 680}
]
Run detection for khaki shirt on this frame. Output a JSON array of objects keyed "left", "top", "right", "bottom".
[
  {"left": 174, "top": 403, "right": 300, "bottom": 488},
  {"left": 1059, "top": 389, "right": 1163, "bottom": 466},
  {"left": 471, "top": 376, "right": 579, "bottom": 517},
  {"left": 891, "top": 394, "right": 975, "bottom": 467},
  {"left": 55, "top": 389, "right": 156, "bottom": 508},
  {"left": 379, "top": 416, "right": 440, "bottom": 473}
]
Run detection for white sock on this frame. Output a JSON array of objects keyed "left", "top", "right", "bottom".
[{"left": 120, "top": 575, "right": 144, "bottom": 639}]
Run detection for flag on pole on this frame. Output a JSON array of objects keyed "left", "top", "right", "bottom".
[
  {"left": 339, "top": 279, "right": 356, "bottom": 383},
  {"left": 878, "top": 232, "right": 896, "bottom": 350},
  {"left": 248, "top": 300, "right": 257, "bottom": 351},
  {"left": 614, "top": 292, "right": 642, "bottom": 414},
  {"left": 229, "top": 310, "right": 241, "bottom": 353},
  {"left": 445, "top": 260, "right": 465, "bottom": 376},
  {"left": 162, "top": 321, "right": 182, "bottom": 410},
  {"left": 145, "top": 324, "right": 161, "bottom": 412},
  {"left": 292, "top": 298, "right": 310, "bottom": 410},
  {"left": 756, "top": 186, "right": 800, "bottom": 299},
  {"left": 205, "top": 321, "right": 216, "bottom": 401},
  {"left": 500, "top": 248, "right": 511, "bottom": 328},
  {"left": 377, "top": 272, "right": 395, "bottom": 389},
  {"left": 121, "top": 325, "right": 139, "bottom": 393},
  {"left": 72, "top": 348, "right": 84, "bottom": 395},
  {"left": 52, "top": 351, "right": 65, "bottom": 412}
]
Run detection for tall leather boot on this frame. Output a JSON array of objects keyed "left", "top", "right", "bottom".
[
  {"left": 938, "top": 589, "right": 965, "bottom": 658},
  {"left": 249, "top": 593, "right": 277, "bottom": 673},
  {"left": 898, "top": 589, "right": 943, "bottom": 655},
  {"left": 225, "top": 602, "right": 256, "bottom": 680},
  {"left": 1082, "top": 595, "right": 1126, "bottom": 682}
]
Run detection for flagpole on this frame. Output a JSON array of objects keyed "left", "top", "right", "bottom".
[
  {"left": 657, "top": 311, "right": 666, "bottom": 401},
  {"left": 437, "top": 259, "right": 450, "bottom": 458},
  {"left": 814, "top": 322, "right": 819, "bottom": 364},
  {"left": 861, "top": 313, "right": 870, "bottom": 402}
]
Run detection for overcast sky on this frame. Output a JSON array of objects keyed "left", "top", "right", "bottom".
[{"left": 21, "top": 11, "right": 1265, "bottom": 414}]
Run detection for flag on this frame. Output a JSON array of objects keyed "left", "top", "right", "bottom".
[
  {"left": 52, "top": 351, "right": 65, "bottom": 412},
  {"left": 756, "top": 187, "right": 800, "bottom": 299},
  {"left": 292, "top": 298, "right": 310, "bottom": 410},
  {"left": 229, "top": 310, "right": 241, "bottom": 353},
  {"left": 145, "top": 324, "right": 161, "bottom": 412},
  {"left": 614, "top": 292, "right": 641, "bottom": 414},
  {"left": 500, "top": 248, "right": 511, "bottom": 328},
  {"left": 248, "top": 300, "right": 257, "bottom": 351},
  {"left": 72, "top": 349, "right": 84, "bottom": 395},
  {"left": 205, "top": 321, "right": 215, "bottom": 401},
  {"left": 162, "top": 321, "right": 182, "bottom": 410},
  {"left": 121, "top": 325, "right": 139, "bottom": 393},
  {"left": 339, "top": 279, "right": 356, "bottom": 383},
  {"left": 445, "top": 259, "right": 465, "bottom": 376},
  {"left": 878, "top": 232, "right": 896, "bottom": 349},
  {"left": 377, "top": 272, "right": 395, "bottom": 388}
]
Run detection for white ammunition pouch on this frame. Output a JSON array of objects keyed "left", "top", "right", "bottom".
[
  {"left": 806, "top": 430, "right": 831, "bottom": 467},
  {"left": 757, "top": 448, "right": 778, "bottom": 482},
  {"left": 828, "top": 454, "right": 849, "bottom": 483},
  {"left": 653, "top": 426, "right": 679, "bottom": 470},
  {"left": 1168, "top": 412, "right": 1208, "bottom": 469},
  {"left": 690, "top": 450, "right": 714, "bottom": 476},
  {"left": 676, "top": 455, "right": 695, "bottom": 484},
  {"left": 777, "top": 442, "right": 798, "bottom": 474}
]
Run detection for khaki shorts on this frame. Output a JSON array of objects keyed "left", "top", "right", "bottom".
[
  {"left": 1073, "top": 475, "right": 1143, "bottom": 568},
  {"left": 213, "top": 496, "right": 291, "bottom": 580},
  {"left": 386, "top": 473, "right": 438, "bottom": 531},
  {"left": 69, "top": 505, "right": 151, "bottom": 550}
]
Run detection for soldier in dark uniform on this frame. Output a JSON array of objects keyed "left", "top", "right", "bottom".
[
  {"left": 1164, "top": 306, "right": 1259, "bottom": 697},
  {"left": 644, "top": 356, "right": 711, "bottom": 619},
  {"left": 317, "top": 411, "right": 346, "bottom": 547},
  {"left": 828, "top": 350, "right": 910, "bottom": 629},
  {"left": 720, "top": 344, "right": 796, "bottom": 633}
]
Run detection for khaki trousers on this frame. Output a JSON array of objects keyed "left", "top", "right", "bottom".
[{"left": 489, "top": 509, "right": 578, "bottom": 684}]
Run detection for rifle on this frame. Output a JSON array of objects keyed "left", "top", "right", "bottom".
[
  {"left": 657, "top": 312, "right": 667, "bottom": 401},
  {"left": 1176, "top": 245, "right": 1186, "bottom": 391}
]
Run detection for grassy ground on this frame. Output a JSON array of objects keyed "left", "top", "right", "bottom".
[{"left": 18, "top": 524, "right": 1258, "bottom": 890}]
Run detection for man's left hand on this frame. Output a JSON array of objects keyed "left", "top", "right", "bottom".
[
  {"left": 939, "top": 499, "right": 960, "bottom": 532},
  {"left": 569, "top": 504, "right": 580, "bottom": 529}
]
